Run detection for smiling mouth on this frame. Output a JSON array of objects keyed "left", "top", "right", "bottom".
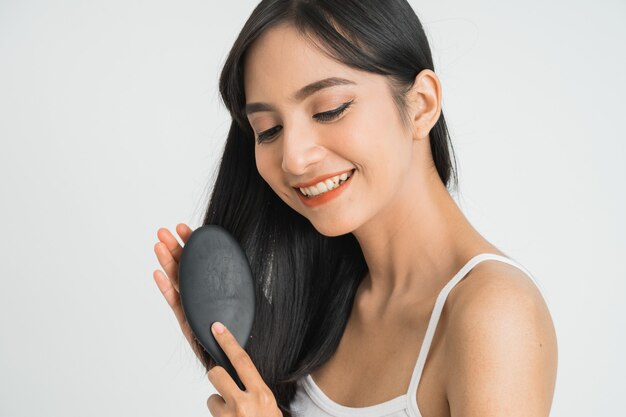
[{"left": 297, "top": 169, "right": 355, "bottom": 197}]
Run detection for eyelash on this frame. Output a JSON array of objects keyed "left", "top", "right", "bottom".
[{"left": 256, "top": 99, "right": 355, "bottom": 144}]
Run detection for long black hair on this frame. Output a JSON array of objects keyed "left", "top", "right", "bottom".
[{"left": 193, "top": 1, "right": 458, "bottom": 415}]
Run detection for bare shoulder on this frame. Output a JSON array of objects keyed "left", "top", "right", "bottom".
[
  {"left": 443, "top": 260, "right": 558, "bottom": 416},
  {"left": 447, "top": 259, "right": 550, "bottom": 318}
]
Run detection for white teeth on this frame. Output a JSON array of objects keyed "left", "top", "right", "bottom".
[{"left": 298, "top": 170, "right": 353, "bottom": 197}]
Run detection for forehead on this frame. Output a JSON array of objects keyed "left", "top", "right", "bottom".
[{"left": 243, "top": 23, "right": 369, "bottom": 102}]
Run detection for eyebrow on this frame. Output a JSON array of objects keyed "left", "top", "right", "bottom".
[{"left": 243, "top": 77, "right": 356, "bottom": 115}]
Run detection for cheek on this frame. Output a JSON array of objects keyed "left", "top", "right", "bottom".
[
  {"left": 255, "top": 148, "right": 275, "bottom": 183},
  {"left": 341, "top": 101, "right": 409, "bottom": 192},
  {"left": 339, "top": 104, "right": 393, "bottom": 166},
  {"left": 255, "top": 147, "right": 288, "bottom": 196}
]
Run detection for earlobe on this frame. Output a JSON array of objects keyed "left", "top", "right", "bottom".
[{"left": 408, "top": 69, "right": 442, "bottom": 141}]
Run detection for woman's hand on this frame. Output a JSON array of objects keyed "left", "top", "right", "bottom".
[
  {"left": 207, "top": 322, "right": 282, "bottom": 417},
  {"left": 154, "top": 226, "right": 281, "bottom": 415},
  {"left": 153, "top": 223, "right": 206, "bottom": 362}
]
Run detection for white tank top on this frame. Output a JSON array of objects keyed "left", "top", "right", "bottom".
[{"left": 289, "top": 253, "right": 548, "bottom": 417}]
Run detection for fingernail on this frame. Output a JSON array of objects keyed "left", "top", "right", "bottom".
[{"left": 212, "top": 322, "right": 225, "bottom": 334}]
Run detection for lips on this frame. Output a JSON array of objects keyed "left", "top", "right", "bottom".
[
  {"left": 295, "top": 169, "right": 355, "bottom": 208},
  {"left": 292, "top": 169, "right": 355, "bottom": 189}
]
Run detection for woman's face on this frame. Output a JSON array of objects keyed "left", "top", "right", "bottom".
[{"left": 243, "top": 23, "right": 417, "bottom": 237}]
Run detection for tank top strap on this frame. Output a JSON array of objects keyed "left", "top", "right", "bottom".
[{"left": 404, "top": 252, "right": 546, "bottom": 411}]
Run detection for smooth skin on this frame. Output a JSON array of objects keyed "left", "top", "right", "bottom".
[
  {"left": 153, "top": 224, "right": 282, "bottom": 416},
  {"left": 153, "top": 223, "right": 558, "bottom": 417},
  {"left": 153, "top": 224, "right": 199, "bottom": 360},
  {"left": 206, "top": 321, "right": 282, "bottom": 416},
  {"left": 242, "top": 22, "right": 557, "bottom": 416},
  {"left": 154, "top": 21, "right": 557, "bottom": 417}
]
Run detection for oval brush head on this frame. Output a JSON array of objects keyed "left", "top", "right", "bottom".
[{"left": 178, "top": 225, "right": 255, "bottom": 391}]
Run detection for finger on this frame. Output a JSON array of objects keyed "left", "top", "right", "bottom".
[
  {"left": 207, "top": 366, "right": 241, "bottom": 403},
  {"left": 153, "top": 270, "right": 195, "bottom": 344},
  {"left": 175, "top": 223, "right": 194, "bottom": 246},
  {"left": 153, "top": 241, "right": 180, "bottom": 292},
  {"left": 153, "top": 269, "right": 207, "bottom": 362},
  {"left": 206, "top": 393, "right": 227, "bottom": 416},
  {"left": 156, "top": 227, "right": 185, "bottom": 264},
  {"left": 211, "top": 322, "right": 264, "bottom": 391},
  {"left": 157, "top": 224, "right": 193, "bottom": 265}
]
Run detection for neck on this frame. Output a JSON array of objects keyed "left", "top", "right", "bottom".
[{"left": 351, "top": 140, "right": 496, "bottom": 317}]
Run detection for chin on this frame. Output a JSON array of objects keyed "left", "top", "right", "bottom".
[
  {"left": 278, "top": 193, "right": 360, "bottom": 237},
  {"left": 309, "top": 219, "right": 358, "bottom": 238}
]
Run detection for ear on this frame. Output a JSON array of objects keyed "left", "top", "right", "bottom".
[{"left": 406, "top": 69, "right": 442, "bottom": 141}]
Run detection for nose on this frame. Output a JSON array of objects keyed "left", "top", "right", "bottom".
[{"left": 280, "top": 123, "right": 326, "bottom": 176}]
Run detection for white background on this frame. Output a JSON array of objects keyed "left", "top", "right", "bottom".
[{"left": 1, "top": 0, "right": 624, "bottom": 416}]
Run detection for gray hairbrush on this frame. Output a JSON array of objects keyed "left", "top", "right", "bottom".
[{"left": 178, "top": 225, "right": 255, "bottom": 391}]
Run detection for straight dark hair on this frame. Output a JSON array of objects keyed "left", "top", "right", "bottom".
[{"left": 193, "top": 0, "right": 458, "bottom": 415}]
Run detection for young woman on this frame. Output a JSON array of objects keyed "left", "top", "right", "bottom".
[{"left": 153, "top": 1, "right": 558, "bottom": 416}]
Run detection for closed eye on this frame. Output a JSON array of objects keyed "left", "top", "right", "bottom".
[
  {"left": 256, "top": 99, "right": 355, "bottom": 144},
  {"left": 313, "top": 99, "right": 354, "bottom": 122}
]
